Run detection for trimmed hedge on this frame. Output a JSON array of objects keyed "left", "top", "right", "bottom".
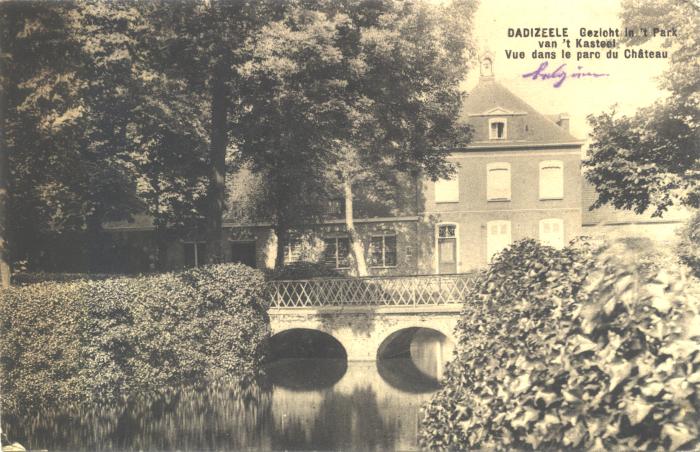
[
  {"left": 419, "top": 239, "right": 700, "bottom": 451},
  {"left": 0, "top": 264, "right": 269, "bottom": 415}
]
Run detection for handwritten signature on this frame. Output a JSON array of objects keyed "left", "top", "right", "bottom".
[{"left": 522, "top": 61, "right": 609, "bottom": 88}]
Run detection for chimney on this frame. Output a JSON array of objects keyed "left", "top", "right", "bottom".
[{"left": 556, "top": 113, "right": 570, "bottom": 131}]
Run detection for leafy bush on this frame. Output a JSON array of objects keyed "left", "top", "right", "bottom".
[
  {"left": 0, "top": 264, "right": 269, "bottom": 415},
  {"left": 420, "top": 239, "right": 700, "bottom": 451},
  {"left": 678, "top": 210, "right": 700, "bottom": 278},
  {"left": 266, "top": 261, "right": 341, "bottom": 280}
]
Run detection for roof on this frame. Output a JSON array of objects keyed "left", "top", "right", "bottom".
[{"left": 459, "top": 77, "right": 582, "bottom": 147}]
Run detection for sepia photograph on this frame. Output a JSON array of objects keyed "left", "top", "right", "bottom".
[{"left": 0, "top": 0, "right": 698, "bottom": 450}]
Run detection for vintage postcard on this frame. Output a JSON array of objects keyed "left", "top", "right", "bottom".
[{"left": 0, "top": 0, "right": 697, "bottom": 451}]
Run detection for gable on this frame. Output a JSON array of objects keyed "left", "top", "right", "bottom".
[{"left": 458, "top": 79, "right": 581, "bottom": 146}]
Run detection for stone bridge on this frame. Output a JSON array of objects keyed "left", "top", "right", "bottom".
[{"left": 266, "top": 274, "right": 474, "bottom": 362}]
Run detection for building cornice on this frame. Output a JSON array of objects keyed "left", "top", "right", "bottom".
[
  {"left": 457, "top": 141, "right": 585, "bottom": 151},
  {"left": 224, "top": 216, "right": 420, "bottom": 229},
  {"left": 582, "top": 218, "right": 688, "bottom": 227}
]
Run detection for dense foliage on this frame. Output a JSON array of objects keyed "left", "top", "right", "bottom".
[
  {"left": 585, "top": 0, "right": 699, "bottom": 216},
  {"left": 0, "top": 263, "right": 269, "bottom": 415},
  {"left": 0, "top": 1, "right": 210, "bottom": 274},
  {"left": 420, "top": 239, "right": 700, "bottom": 450},
  {"left": 237, "top": 0, "right": 477, "bottom": 274},
  {"left": 678, "top": 210, "right": 700, "bottom": 278}
]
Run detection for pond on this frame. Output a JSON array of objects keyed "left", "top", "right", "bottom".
[{"left": 5, "top": 329, "right": 451, "bottom": 451}]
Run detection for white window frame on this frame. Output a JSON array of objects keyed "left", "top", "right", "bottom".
[
  {"left": 539, "top": 160, "right": 564, "bottom": 200},
  {"left": 323, "top": 236, "right": 350, "bottom": 269},
  {"left": 489, "top": 117, "right": 507, "bottom": 140},
  {"left": 434, "top": 173, "right": 459, "bottom": 203},
  {"left": 486, "top": 220, "right": 511, "bottom": 262},
  {"left": 486, "top": 162, "right": 511, "bottom": 201},
  {"left": 283, "top": 237, "right": 302, "bottom": 264},
  {"left": 539, "top": 218, "right": 565, "bottom": 249},
  {"left": 183, "top": 241, "right": 206, "bottom": 267},
  {"left": 369, "top": 233, "right": 397, "bottom": 268},
  {"left": 434, "top": 222, "right": 459, "bottom": 274}
]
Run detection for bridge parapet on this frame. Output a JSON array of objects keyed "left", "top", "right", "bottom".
[{"left": 266, "top": 273, "right": 477, "bottom": 308}]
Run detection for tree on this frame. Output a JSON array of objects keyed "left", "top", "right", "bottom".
[
  {"left": 1, "top": 1, "right": 211, "bottom": 272},
  {"left": 1, "top": 1, "right": 78, "bottom": 280},
  {"left": 237, "top": 5, "right": 347, "bottom": 269},
  {"left": 240, "top": 0, "right": 476, "bottom": 275},
  {"left": 152, "top": 0, "right": 277, "bottom": 264},
  {"left": 585, "top": 0, "right": 699, "bottom": 216}
]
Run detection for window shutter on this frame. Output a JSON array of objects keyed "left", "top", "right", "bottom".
[
  {"left": 487, "top": 220, "right": 511, "bottom": 261},
  {"left": 435, "top": 173, "right": 459, "bottom": 203},
  {"left": 487, "top": 163, "right": 511, "bottom": 200},
  {"left": 539, "top": 219, "right": 564, "bottom": 249},
  {"left": 539, "top": 161, "right": 564, "bottom": 199}
]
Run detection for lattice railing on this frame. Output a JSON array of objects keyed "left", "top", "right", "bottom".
[{"left": 266, "top": 273, "right": 477, "bottom": 308}]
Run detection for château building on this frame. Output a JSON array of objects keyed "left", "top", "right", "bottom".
[{"left": 104, "top": 56, "right": 586, "bottom": 275}]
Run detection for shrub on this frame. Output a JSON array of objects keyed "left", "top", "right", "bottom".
[
  {"left": 265, "top": 261, "right": 341, "bottom": 280},
  {"left": 678, "top": 210, "right": 700, "bottom": 278},
  {"left": 0, "top": 264, "right": 269, "bottom": 415},
  {"left": 419, "top": 239, "right": 700, "bottom": 451}
]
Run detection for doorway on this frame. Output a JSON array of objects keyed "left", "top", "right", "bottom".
[{"left": 437, "top": 224, "right": 457, "bottom": 274}]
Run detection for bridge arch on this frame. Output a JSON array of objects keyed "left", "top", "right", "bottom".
[
  {"left": 267, "top": 328, "right": 347, "bottom": 361},
  {"left": 264, "top": 328, "right": 348, "bottom": 390},
  {"left": 379, "top": 323, "right": 457, "bottom": 348},
  {"left": 376, "top": 326, "right": 456, "bottom": 384}
]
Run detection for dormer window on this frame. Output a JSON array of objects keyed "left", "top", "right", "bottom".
[{"left": 489, "top": 118, "right": 507, "bottom": 140}]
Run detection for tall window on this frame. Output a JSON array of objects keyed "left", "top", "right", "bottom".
[
  {"left": 434, "top": 173, "right": 459, "bottom": 203},
  {"left": 323, "top": 237, "right": 350, "bottom": 269},
  {"left": 487, "top": 162, "right": 511, "bottom": 201},
  {"left": 539, "top": 160, "right": 564, "bottom": 199},
  {"left": 283, "top": 237, "right": 302, "bottom": 264},
  {"left": 539, "top": 218, "right": 564, "bottom": 249},
  {"left": 369, "top": 234, "right": 397, "bottom": 268},
  {"left": 325, "top": 198, "right": 345, "bottom": 218},
  {"left": 184, "top": 242, "right": 207, "bottom": 268},
  {"left": 486, "top": 220, "right": 511, "bottom": 261},
  {"left": 489, "top": 118, "right": 507, "bottom": 139},
  {"left": 437, "top": 224, "right": 458, "bottom": 274}
]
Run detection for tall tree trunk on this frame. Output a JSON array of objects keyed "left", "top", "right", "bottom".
[
  {"left": 206, "top": 62, "right": 228, "bottom": 264},
  {"left": 343, "top": 177, "right": 368, "bottom": 276},
  {"left": 0, "top": 115, "right": 10, "bottom": 288}
]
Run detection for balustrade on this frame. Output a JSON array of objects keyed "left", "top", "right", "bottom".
[{"left": 266, "top": 273, "right": 476, "bottom": 308}]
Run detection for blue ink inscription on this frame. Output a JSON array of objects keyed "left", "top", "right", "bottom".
[{"left": 522, "top": 61, "right": 609, "bottom": 88}]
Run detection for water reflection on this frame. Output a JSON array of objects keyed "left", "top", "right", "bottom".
[
  {"left": 6, "top": 329, "right": 453, "bottom": 451},
  {"left": 378, "top": 327, "right": 455, "bottom": 383},
  {"left": 265, "top": 358, "right": 347, "bottom": 390}
]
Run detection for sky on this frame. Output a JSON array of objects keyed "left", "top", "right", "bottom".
[{"left": 463, "top": 0, "right": 671, "bottom": 140}]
